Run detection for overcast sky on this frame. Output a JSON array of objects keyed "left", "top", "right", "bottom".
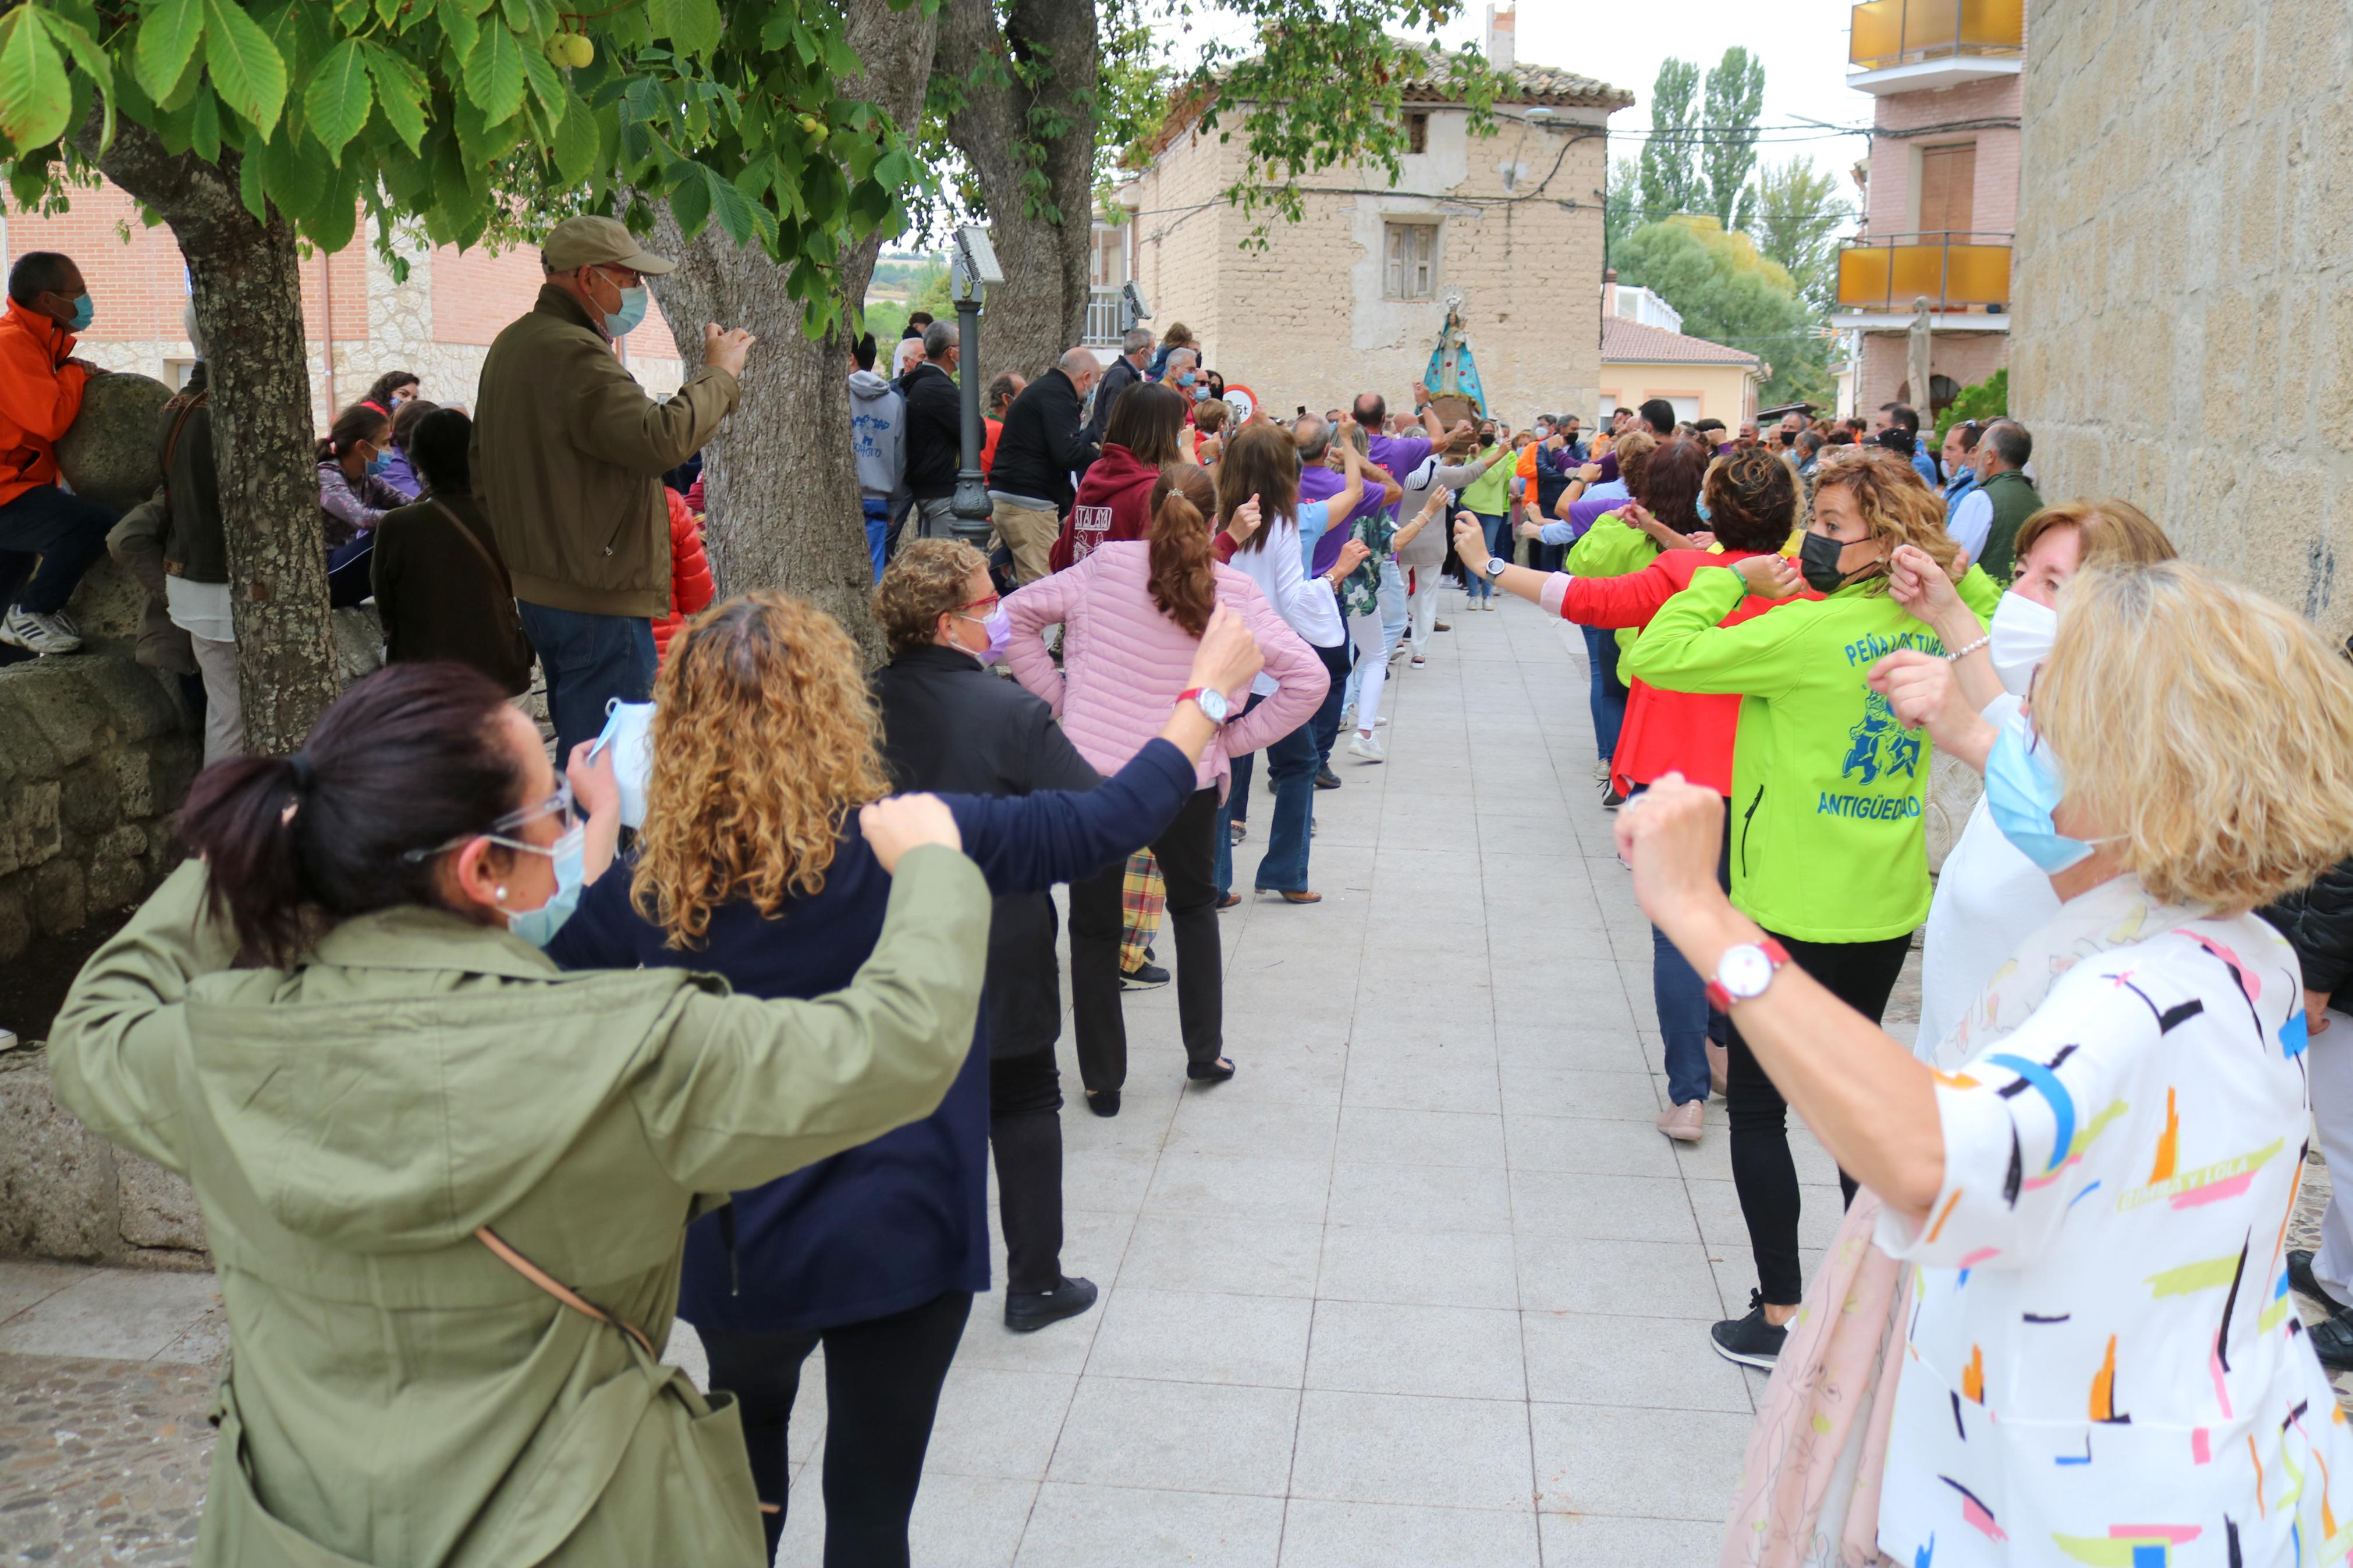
[{"left": 1159, "top": 0, "right": 1879, "bottom": 181}]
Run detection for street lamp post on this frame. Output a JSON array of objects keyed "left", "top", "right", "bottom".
[{"left": 948, "top": 226, "right": 1004, "bottom": 548}]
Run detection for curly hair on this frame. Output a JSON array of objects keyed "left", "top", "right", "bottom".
[
  {"left": 1611, "top": 428, "right": 1658, "bottom": 500},
  {"left": 874, "top": 538, "right": 989, "bottom": 656},
  {"left": 631, "top": 591, "right": 892, "bottom": 948},
  {"left": 1809, "top": 443, "right": 1957, "bottom": 589},
  {"left": 1703, "top": 449, "right": 1799, "bottom": 554}
]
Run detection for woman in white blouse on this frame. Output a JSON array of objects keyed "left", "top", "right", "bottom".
[{"left": 1619, "top": 561, "right": 2353, "bottom": 1565}]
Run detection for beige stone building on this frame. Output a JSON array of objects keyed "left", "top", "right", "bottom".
[
  {"left": 1113, "top": 13, "right": 1629, "bottom": 426},
  {"left": 2010, "top": 0, "right": 2353, "bottom": 637}
]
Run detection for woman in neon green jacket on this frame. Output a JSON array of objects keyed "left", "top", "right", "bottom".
[{"left": 1622, "top": 444, "right": 2001, "bottom": 1372}]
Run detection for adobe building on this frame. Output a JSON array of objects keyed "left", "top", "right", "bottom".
[
  {"left": 0, "top": 187, "right": 686, "bottom": 426},
  {"left": 1113, "top": 6, "right": 1630, "bottom": 426},
  {"left": 1829, "top": 0, "right": 2026, "bottom": 417}
]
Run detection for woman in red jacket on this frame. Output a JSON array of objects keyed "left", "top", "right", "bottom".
[
  {"left": 1452, "top": 447, "right": 1812, "bottom": 1143},
  {"left": 1049, "top": 383, "right": 1187, "bottom": 571},
  {"left": 652, "top": 487, "right": 715, "bottom": 662}
]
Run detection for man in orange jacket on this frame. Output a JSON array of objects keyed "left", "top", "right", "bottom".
[{"left": 0, "top": 252, "right": 111, "bottom": 655}]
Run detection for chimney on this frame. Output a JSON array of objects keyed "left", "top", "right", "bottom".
[
  {"left": 1486, "top": 5, "right": 1516, "bottom": 72},
  {"left": 1601, "top": 268, "right": 1617, "bottom": 320}
]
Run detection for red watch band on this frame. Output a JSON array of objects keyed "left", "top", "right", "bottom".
[
  {"left": 1177, "top": 688, "right": 1206, "bottom": 705},
  {"left": 1704, "top": 937, "right": 1791, "bottom": 1012}
]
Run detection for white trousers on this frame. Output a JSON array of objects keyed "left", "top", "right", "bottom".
[
  {"left": 1406, "top": 563, "right": 1443, "bottom": 655},
  {"left": 2311, "top": 1016, "right": 2353, "bottom": 1299},
  {"left": 1347, "top": 611, "right": 1390, "bottom": 733},
  {"left": 190, "top": 633, "right": 244, "bottom": 766}
]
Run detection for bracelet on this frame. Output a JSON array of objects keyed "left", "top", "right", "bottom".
[{"left": 1944, "top": 634, "right": 1991, "bottom": 662}]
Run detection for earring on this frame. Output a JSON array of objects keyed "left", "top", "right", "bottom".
[{"left": 494, "top": 886, "right": 507, "bottom": 901}]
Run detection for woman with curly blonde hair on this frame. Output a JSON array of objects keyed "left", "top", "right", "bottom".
[
  {"left": 546, "top": 588, "right": 1269, "bottom": 1567},
  {"left": 1623, "top": 443, "right": 2006, "bottom": 1368}
]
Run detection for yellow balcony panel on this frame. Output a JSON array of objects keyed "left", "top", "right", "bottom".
[
  {"left": 1836, "top": 239, "right": 2013, "bottom": 311},
  {"left": 1850, "top": 0, "right": 2023, "bottom": 87}
]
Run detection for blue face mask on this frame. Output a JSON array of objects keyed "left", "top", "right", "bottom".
[
  {"left": 66, "top": 293, "right": 94, "bottom": 333},
  {"left": 603, "top": 280, "right": 649, "bottom": 339},
  {"left": 366, "top": 449, "right": 393, "bottom": 477},
  {"left": 1178, "top": 371, "right": 1196, "bottom": 387},
  {"left": 498, "top": 822, "right": 588, "bottom": 947},
  {"left": 1983, "top": 723, "right": 2096, "bottom": 873},
  {"left": 1193, "top": 383, "right": 1212, "bottom": 402},
  {"left": 1695, "top": 497, "right": 1713, "bottom": 524}
]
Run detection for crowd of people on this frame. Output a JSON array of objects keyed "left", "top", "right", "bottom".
[{"left": 20, "top": 216, "right": 2353, "bottom": 1567}]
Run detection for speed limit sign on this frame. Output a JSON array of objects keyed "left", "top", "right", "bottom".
[{"left": 1222, "top": 385, "right": 1259, "bottom": 424}]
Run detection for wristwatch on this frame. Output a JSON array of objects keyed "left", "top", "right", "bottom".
[
  {"left": 1483, "top": 556, "right": 1509, "bottom": 579},
  {"left": 1706, "top": 938, "right": 1790, "bottom": 1012},
  {"left": 1177, "top": 687, "right": 1230, "bottom": 724}
]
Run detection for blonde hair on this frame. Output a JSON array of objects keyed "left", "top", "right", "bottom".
[
  {"left": 2035, "top": 561, "right": 2353, "bottom": 911},
  {"left": 1809, "top": 444, "right": 1957, "bottom": 588},
  {"left": 873, "top": 538, "right": 989, "bottom": 656},
  {"left": 2011, "top": 498, "right": 2175, "bottom": 574},
  {"left": 631, "top": 591, "right": 892, "bottom": 947}
]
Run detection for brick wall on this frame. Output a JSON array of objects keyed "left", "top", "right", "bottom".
[
  {"left": 1856, "top": 327, "right": 2010, "bottom": 414},
  {"left": 1865, "top": 75, "right": 2026, "bottom": 239},
  {"left": 2011, "top": 0, "right": 2353, "bottom": 636}
]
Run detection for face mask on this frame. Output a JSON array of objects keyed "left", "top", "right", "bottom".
[
  {"left": 955, "top": 606, "right": 1012, "bottom": 666},
  {"left": 594, "top": 699, "right": 657, "bottom": 828},
  {"left": 498, "top": 822, "right": 587, "bottom": 947},
  {"left": 1983, "top": 720, "right": 2097, "bottom": 874},
  {"left": 1799, "top": 529, "right": 1871, "bottom": 595},
  {"left": 1193, "top": 384, "right": 1212, "bottom": 402},
  {"left": 1988, "top": 592, "right": 2057, "bottom": 699},
  {"left": 65, "top": 293, "right": 94, "bottom": 333},
  {"left": 1178, "top": 371, "right": 1196, "bottom": 387},
  {"left": 366, "top": 450, "right": 392, "bottom": 477},
  {"left": 1695, "top": 498, "right": 1712, "bottom": 524},
  {"left": 601, "top": 275, "right": 649, "bottom": 338}
]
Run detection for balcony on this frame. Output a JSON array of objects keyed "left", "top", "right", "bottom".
[
  {"left": 1848, "top": 0, "right": 2023, "bottom": 94},
  {"left": 1833, "top": 234, "right": 2013, "bottom": 317},
  {"left": 1083, "top": 286, "right": 1124, "bottom": 347}
]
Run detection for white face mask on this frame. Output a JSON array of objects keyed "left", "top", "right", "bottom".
[
  {"left": 594, "top": 699, "right": 658, "bottom": 828},
  {"left": 1989, "top": 591, "right": 2058, "bottom": 699}
]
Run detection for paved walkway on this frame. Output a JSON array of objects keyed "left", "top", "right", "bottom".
[{"left": 24, "top": 592, "right": 2334, "bottom": 1564}]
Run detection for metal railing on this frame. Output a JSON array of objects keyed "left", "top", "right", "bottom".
[
  {"left": 1834, "top": 233, "right": 2013, "bottom": 311},
  {"left": 1083, "top": 287, "right": 1125, "bottom": 346},
  {"left": 1850, "top": 0, "right": 2024, "bottom": 70}
]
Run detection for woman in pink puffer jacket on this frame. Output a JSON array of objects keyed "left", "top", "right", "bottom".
[{"left": 1005, "top": 467, "right": 1325, "bottom": 1114}]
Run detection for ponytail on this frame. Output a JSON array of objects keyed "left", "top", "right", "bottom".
[
  {"left": 179, "top": 663, "right": 524, "bottom": 965},
  {"left": 1145, "top": 467, "right": 1219, "bottom": 638},
  {"left": 316, "top": 403, "right": 391, "bottom": 465}
]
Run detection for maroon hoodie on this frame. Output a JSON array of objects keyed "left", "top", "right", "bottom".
[{"left": 1049, "top": 442, "right": 1159, "bottom": 573}]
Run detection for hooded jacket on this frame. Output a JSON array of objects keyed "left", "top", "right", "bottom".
[
  {"left": 48, "top": 852, "right": 988, "bottom": 1568},
  {"left": 847, "top": 368, "right": 905, "bottom": 502},
  {"left": 1048, "top": 441, "right": 1159, "bottom": 572},
  {"left": 1622, "top": 564, "right": 2001, "bottom": 943},
  {"left": 0, "top": 296, "right": 87, "bottom": 507}
]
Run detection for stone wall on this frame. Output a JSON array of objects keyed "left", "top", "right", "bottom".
[
  {"left": 2010, "top": 0, "right": 2353, "bottom": 636},
  {"left": 0, "top": 1047, "right": 208, "bottom": 1268}
]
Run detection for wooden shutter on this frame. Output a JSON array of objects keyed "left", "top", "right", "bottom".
[
  {"left": 1917, "top": 143, "right": 1976, "bottom": 239},
  {"left": 1386, "top": 226, "right": 1406, "bottom": 297},
  {"left": 1411, "top": 227, "right": 1433, "bottom": 297}
]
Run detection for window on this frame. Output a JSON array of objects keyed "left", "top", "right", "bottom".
[
  {"left": 1405, "top": 111, "right": 1430, "bottom": 154},
  {"left": 1384, "top": 222, "right": 1438, "bottom": 300},
  {"left": 1916, "top": 143, "right": 1976, "bottom": 239}
]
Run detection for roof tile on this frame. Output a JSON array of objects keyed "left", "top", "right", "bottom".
[{"left": 1600, "top": 317, "right": 1761, "bottom": 367}]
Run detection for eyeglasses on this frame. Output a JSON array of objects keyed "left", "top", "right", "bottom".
[
  {"left": 402, "top": 780, "right": 577, "bottom": 863},
  {"left": 956, "top": 593, "right": 1001, "bottom": 616}
]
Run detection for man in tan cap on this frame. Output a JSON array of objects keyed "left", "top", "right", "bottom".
[{"left": 472, "top": 214, "right": 755, "bottom": 761}]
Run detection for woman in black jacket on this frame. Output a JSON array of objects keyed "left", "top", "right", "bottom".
[{"left": 868, "top": 539, "right": 1100, "bottom": 1333}]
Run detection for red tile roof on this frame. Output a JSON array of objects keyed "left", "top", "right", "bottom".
[{"left": 1601, "top": 317, "right": 1761, "bottom": 368}]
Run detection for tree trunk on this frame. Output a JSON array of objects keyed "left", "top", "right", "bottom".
[
  {"left": 646, "top": 0, "right": 938, "bottom": 664},
  {"left": 936, "top": 0, "right": 1101, "bottom": 383},
  {"left": 78, "top": 118, "right": 339, "bottom": 756}
]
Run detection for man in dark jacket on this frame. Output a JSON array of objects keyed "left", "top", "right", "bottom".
[
  {"left": 869, "top": 538, "right": 1103, "bottom": 1334},
  {"left": 1079, "top": 326, "right": 1151, "bottom": 464},
  {"left": 897, "top": 319, "right": 965, "bottom": 541},
  {"left": 988, "top": 347, "right": 1102, "bottom": 585}
]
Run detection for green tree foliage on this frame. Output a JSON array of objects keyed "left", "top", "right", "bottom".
[
  {"left": 1699, "top": 46, "right": 1763, "bottom": 233},
  {"left": 1605, "top": 152, "right": 1642, "bottom": 265},
  {"left": 1613, "top": 215, "right": 1830, "bottom": 408},
  {"left": 1637, "top": 56, "right": 1700, "bottom": 225},
  {"left": 1752, "top": 155, "right": 1852, "bottom": 315},
  {"left": 0, "top": 0, "right": 927, "bottom": 336},
  {"left": 1933, "top": 368, "right": 2007, "bottom": 439}
]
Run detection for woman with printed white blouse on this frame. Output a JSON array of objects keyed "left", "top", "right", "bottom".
[{"left": 1620, "top": 561, "right": 2353, "bottom": 1566}]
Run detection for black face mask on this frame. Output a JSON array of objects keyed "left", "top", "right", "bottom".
[{"left": 1800, "top": 530, "right": 1865, "bottom": 595}]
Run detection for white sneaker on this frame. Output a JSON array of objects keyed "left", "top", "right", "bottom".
[
  {"left": 1373, "top": 716, "right": 1389, "bottom": 727},
  {"left": 0, "top": 607, "right": 83, "bottom": 655},
  {"left": 1592, "top": 758, "right": 1612, "bottom": 783},
  {"left": 1410, "top": 653, "right": 1428, "bottom": 668},
  {"left": 1346, "top": 731, "right": 1385, "bottom": 763}
]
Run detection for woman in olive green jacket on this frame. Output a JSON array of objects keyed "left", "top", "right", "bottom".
[{"left": 48, "top": 662, "right": 991, "bottom": 1568}]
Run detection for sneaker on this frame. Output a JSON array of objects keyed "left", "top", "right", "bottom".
[
  {"left": 1710, "top": 1290, "right": 1788, "bottom": 1369},
  {"left": 1229, "top": 818, "right": 1248, "bottom": 845},
  {"left": 1657, "top": 1100, "right": 1704, "bottom": 1142},
  {"left": 1410, "top": 653, "right": 1428, "bottom": 669},
  {"left": 1374, "top": 716, "right": 1389, "bottom": 727},
  {"left": 2291, "top": 1249, "right": 2347, "bottom": 1313},
  {"left": 1591, "top": 758, "right": 1613, "bottom": 783},
  {"left": 1315, "top": 767, "right": 1341, "bottom": 790},
  {"left": 1347, "top": 732, "right": 1385, "bottom": 763},
  {"left": 0, "top": 607, "right": 83, "bottom": 655},
  {"left": 1005, "top": 1276, "right": 1099, "bottom": 1334},
  {"left": 1602, "top": 788, "right": 1627, "bottom": 809},
  {"left": 1121, "top": 960, "right": 1170, "bottom": 991},
  {"left": 1433, "top": 620, "right": 1451, "bottom": 632}
]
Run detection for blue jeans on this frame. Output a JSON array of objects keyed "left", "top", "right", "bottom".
[
  {"left": 861, "top": 499, "right": 890, "bottom": 581},
  {"left": 517, "top": 601, "right": 656, "bottom": 762},
  {"left": 1581, "top": 625, "right": 1628, "bottom": 765},
  {"left": 1640, "top": 790, "right": 1731, "bottom": 1107},
  {"left": 0, "top": 484, "right": 115, "bottom": 614},
  {"left": 1219, "top": 696, "right": 1317, "bottom": 895},
  {"left": 1465, "top": 513, "right": 1506, "bottom": 599}
]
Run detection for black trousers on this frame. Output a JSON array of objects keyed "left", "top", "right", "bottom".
[
  {"left": 1068, "top": 785, "right": 1222, "bottom": 1092},
  {"left": 1309, "top": 638, "right": 1352, "bottom": 773},
  {"left": 991, "top": 1046, "right": 1066, "bottom": 1295},
  {"left": 1726, "top": 929, "right": 1912, "bottom": 1306},
  {"left": 701, "top": 1289, "right": 973, "bottom": 1568}
]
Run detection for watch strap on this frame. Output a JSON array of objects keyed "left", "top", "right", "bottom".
[
  {"left": 1705, "top": 937, "right": 1791, "bottom": 1012},
  {"left": 1176, "top": 687, "right": 1224, "bottom": 723}
]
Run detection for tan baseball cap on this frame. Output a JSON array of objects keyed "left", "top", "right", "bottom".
[{"left": 541, "top": 215, "right": 676, "bottom": 275}]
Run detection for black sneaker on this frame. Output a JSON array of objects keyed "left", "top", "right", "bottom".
[
  {"left": 1602, "top": 788, "right": 1627, "bottom": 810},
  {"left": 1315, "top": 766, "right": 1341, "bottom": 790},
  {"left": 2291, "top": 1249, "right": 2347, "bottom": 1313},
  {"left": 1122, "top": 960, "right": 1170, "bottom": 991},
  {"left": 1710, "top": 1290, "right": 1788, "bottom": 1368},
  {"left": 2312, "top": 1306, "right": 2353, "bottom": 1373},
  {"left": 1005, "top": 1276, "right": 1099, "bottom": 1334}
]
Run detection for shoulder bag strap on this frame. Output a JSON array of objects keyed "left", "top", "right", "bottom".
[{"left": 475, "top": 1224, "right": 658, "bottom": 1359}]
